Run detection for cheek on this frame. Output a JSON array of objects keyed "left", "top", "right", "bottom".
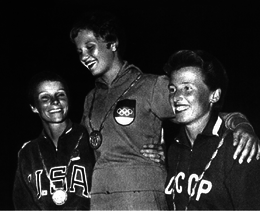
[
  {"left": 196, "top": 93, "right": 211, "bottom": 110},
  {"left": 62, "top": 101, "right": 69, "bottom": 108},
  {"left": 91, "top": 48, "right": 99, "bottom": 57},
  {"left": 37, "top": 102, "right": 49, "bottom": 111},
  {"left": 99, "top": 47, "right": 113, "bottom": 62},
  {"left": 169, "top": 94, "right": 174, "bottom": 105}
]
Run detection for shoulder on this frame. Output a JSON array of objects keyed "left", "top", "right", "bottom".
[
  {"left": 139, "top": 74, "right": 169, "bottom": 88},
  {"left": 17, "top": 138, "right": 38, "bottom": 158},
  {"left": 143, "top": 74, "right": 169, "bottom": 86},
  {"left": 21, "top": 140, "right": 31, "bottom": 150},
  {"left": 85, "top": 88, "right": 95, "bottom": 100},
  {"left": 71, "top": 123, "right": 88, "bottom": 134},
  {"left": 70, "top": 123, "right": 89, "bottom": 142},
  {"left": 71, "top": 123, "right": 94, "bottom": 157},
  {"left": 142, "top": 73, "right": 168, "bottom": 80},
  {"left": 126, "top": 63, "right": 169, "bottom": 82}
]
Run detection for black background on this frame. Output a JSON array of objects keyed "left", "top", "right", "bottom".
[{"left": 3, "top": 1, "right": 260, "bottom": 209}]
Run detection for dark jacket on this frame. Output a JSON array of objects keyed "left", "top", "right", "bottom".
[
  {"left": 13, "top": 122, "right": 95, "bottom": 210},
  {"left": 165, "top": 113, "right": 260, "bottom": 210}
]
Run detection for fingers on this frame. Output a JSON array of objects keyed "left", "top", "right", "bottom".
[
  {"left": 141, "top": 152, "right": 162, "bottom": 163},
  {"left": 257, "top": 141, "right": 260, "bottom": 160},
  {"left": 233, "top": 132, "right": 247, "bottom": 161},
  {"left": 234, "top": 132, "right": 255, "bottom": 164},
  {"left": 232, "top": 129, "right": 240, "bottom": 147},
  {"left": 239, "top": 139, "right": 254, "bottom": 164},
  {"left": 140, "top": 144, "right": 165, "bottom": 163},
  {"left": 141, "top": 144, "right": 163, "bottom": 154},
  {"left": 142, "top": 144, "right": 162, "bottom": 150},
  {"left": 158, "top": 152, "right": 165, "bottom": 163},
  {"left": 246, "top": 143, "right": 256, "bottom": 163}
]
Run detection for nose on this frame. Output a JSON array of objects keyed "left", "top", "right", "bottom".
[
  {"left": 173, "top": 90, "right": 183, "bottom": 102},
  {"left": 80, "top": 50, "right": 90, "bottom": 61},
  {"left": 50, "top": 96, "right": 60, "bottom": 105}
]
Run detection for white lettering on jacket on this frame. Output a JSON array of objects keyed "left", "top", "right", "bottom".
[
  {"left": 165, "top": 172, "right": 212, "bottom": 201},
  {"left": 35, "top": 165, "right": 89, "bottom": 199}
]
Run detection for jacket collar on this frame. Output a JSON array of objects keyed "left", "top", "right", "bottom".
[
  {"left": 95, "top": 61, "right": 141, "bottom": 89},
  {"left": 41, "top": 119, "right": 73, "bottom": 140},
  {"left": 175, "top": 112, "right": 224, "bottom": 146}
]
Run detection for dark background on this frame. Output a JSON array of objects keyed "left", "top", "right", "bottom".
[{"left": 3, "top": 1, "right": 260, "bottom": 209}]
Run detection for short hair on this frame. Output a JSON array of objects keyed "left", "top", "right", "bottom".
[
  {"left": 70, "top": 10, "right": 126, "bottom": 57},
  {"left": 27, "top": 71, "right": 70, "bottom": 107},
  {"left": 164, "top": 50, "right": 229, "bottom": 112}
]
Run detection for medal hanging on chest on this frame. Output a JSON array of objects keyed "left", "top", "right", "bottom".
[
  {"left": 52, "top": 189, "right": 68, "bottom": 205},
  {"left": 37, "top": 133, "right": 83, "bottom": 205},
  {"left": 89, "top": 130, "right": 103, "bottom": 149},
  {"left": 88, "top": 74, "right": 142, "bottom": 150}
]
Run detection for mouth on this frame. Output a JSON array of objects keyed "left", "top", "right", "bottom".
[
  {"left": 175, "top": 105, "right": 189, "bottom": 112},
  {"left": 49, "top": 108, "right": 63, "bottom": 114},
  {"left": 82, "top": 60, "right": 97, "bottom": 70}
]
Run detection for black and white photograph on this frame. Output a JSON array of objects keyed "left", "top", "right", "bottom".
[{"left": 3, "top": 0, "right": 260, "bottom": 210}]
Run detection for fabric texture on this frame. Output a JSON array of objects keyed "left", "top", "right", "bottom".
[
  {"left": 90, "top": 190, "right": 168, "bottom": 210},
  {"left": 13, "top": 121, "right": 95, "bottom": 210}
]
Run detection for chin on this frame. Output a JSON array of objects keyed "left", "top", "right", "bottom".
[
  {"left": 48, "top": 118, "right": 67, "bottom": 124},
  {"left": 172, "top": 115, "right": 189, "bottom": 124}
]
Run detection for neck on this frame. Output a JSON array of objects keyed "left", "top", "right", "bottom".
[
  {"left": 185, "top": 112, "right": 211, "bottom": 146},
  {"left": 42, "top": 120, "right": 68, "bottom": 148},
  {"left": 102, "top": 59, "right": 124, "bottom": 86}
]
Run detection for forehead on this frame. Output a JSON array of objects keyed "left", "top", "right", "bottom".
[
  {"left": 170, "top": 66, "right": 204, "bottom": 84},
  {"left": 36, "top": 81, "right": 65, "bottom": 94},
  {"left": 74, "top": 29, "right": 102, "bottom": 44}
]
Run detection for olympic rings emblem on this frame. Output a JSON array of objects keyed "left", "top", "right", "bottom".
[{"left": 117, "top": 108, "right": 133, "bottom": 116}]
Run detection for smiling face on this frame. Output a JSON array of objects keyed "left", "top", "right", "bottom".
[
  {"left": 74, "top": 29, "right": 117, "bottom": 77},
  {"left": 31, "top": 81, "right": 69, "bottom": 124},
  {"left": 168, "top": 67, "right": 216, "bottom": 126}
]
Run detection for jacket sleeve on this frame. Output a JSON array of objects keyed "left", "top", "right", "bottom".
[
  {"left": 226, "top": 157, "right": 260, "bottom": 209},
  {"left": 13, "top": 150, "right": 40, "bottom": 210},
  {"left": 80, "top": 90, "right": 95, "bottom": 127},
  {"left": 220, "top": 112, "right": 254, "bottom": 131},
  {"left": 151, "top": 75, "right": 175, "bottom": 119}
]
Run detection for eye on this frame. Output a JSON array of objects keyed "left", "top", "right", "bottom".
[
  {"left": 39, "top": 95, "right": 50, "bottom": 102},
  {"left": 86, "top": 45, "right": 94, "bottom": 50},
  {"left": 56, "top": 92, "right": 67, "bottom": 98},
  {"left": 184, "top": 86, "right": 192, "bottom": 92},
  {"left": 168, "top": 85, "right": 176, "bottom": 93}
]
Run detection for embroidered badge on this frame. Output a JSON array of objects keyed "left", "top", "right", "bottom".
[{"left": 114, "top": 99, "right": 136, "bottom": 125}]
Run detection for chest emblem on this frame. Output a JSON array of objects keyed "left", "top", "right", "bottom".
[{"left": 114, "top": 99, "right": 136, "bottom": 125}]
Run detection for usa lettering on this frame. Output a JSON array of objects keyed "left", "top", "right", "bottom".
[
  {"left": 165, "top": 172, "right": 212, "bottom": 201},
  {"left": 35, "top": 165, "right": 90, "bottom": 198}
]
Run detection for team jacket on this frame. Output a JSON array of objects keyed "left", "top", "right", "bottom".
[
  {"left": 81, "top": 62, "right": 174, "bottom": 194},
  {"left": 13, "top": 121, "right": 95, "bottom": 210},
  {"left": 165, "top": 113, "right": 260, "bottom": 210}
]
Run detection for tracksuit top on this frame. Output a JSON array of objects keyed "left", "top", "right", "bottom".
[
  {"left": 165, "top": 113, "right": 260, "bottom": 210},
  {"left": 13, "top": 121, "right": 95, "bottom": 210},
  {"left": 81, "top": 62, "right": 174, "bottom": 194}
]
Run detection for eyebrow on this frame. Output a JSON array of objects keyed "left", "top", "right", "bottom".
[
  {"left": 38, "top": 89, "right": 66, "bottom": 95},
  {"left": 181, "top": 82, "right": 193, "bottom": 85}
]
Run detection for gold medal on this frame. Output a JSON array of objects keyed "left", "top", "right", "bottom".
[
  {"left": 89, "top": 130, "right": 102, "bottom": 149},
  {"left": 52, "top": 189, "right": 67, "bottom": 205}
]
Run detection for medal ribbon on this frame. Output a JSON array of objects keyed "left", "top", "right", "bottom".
[
  {"left": 37, "top": 132, "right": 84, "bottom": 198},
  {"left": 171, "top": 129, "right": 230, "bottom": 211},
  {"left": 88, "top": 73, "right": 142, "bottom": 133}
]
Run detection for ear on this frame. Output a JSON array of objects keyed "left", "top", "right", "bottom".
[
  {"left": 30, "top": 105, "right": 39, "bottom": 114},
  {"left": 111, "top": 40, "right": 119, "bottom": 52},
  {"left": 210, "top": 88, "right": 221, "bottom": 104}
]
